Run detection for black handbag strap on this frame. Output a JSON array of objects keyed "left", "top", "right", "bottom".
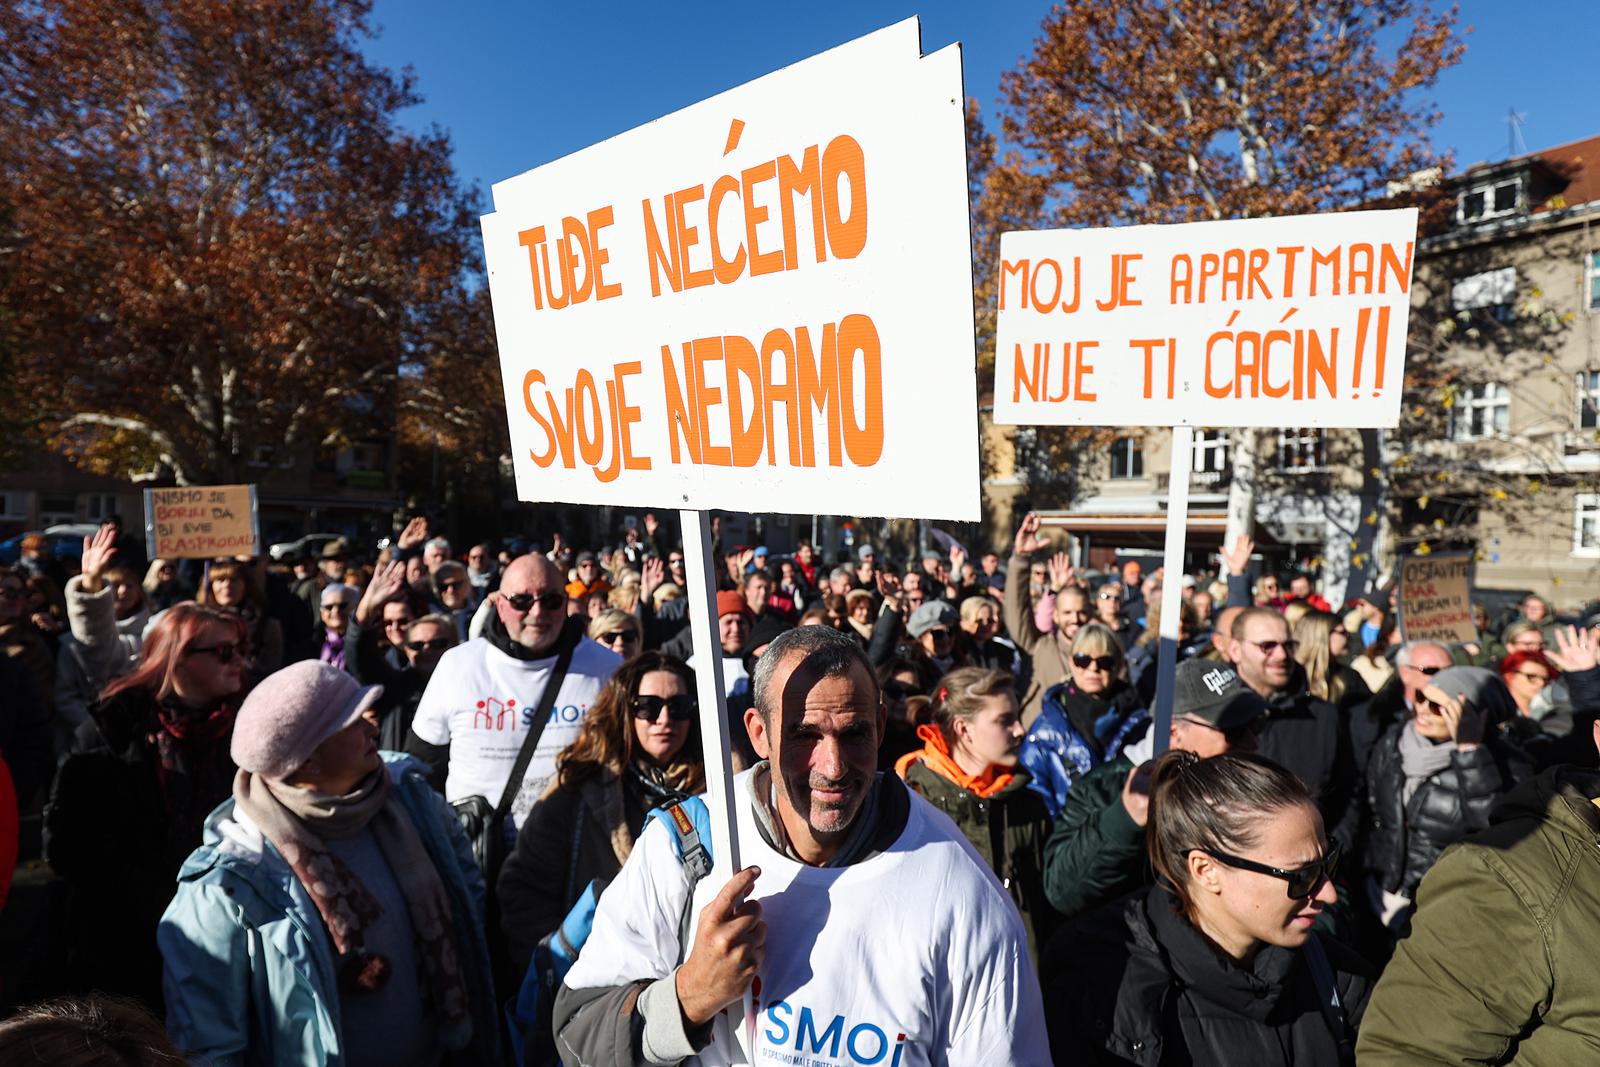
[{"left": 496, "top": 632, "right": 577, "bottom": 818}]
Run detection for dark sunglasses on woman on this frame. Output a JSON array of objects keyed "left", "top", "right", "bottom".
[
  {"left": 187, "top": 642, "right": 241, "bottom": 664},
  {"left": 1196, "top": 842, "right": 1342, "bottom": 899},
  {"left": 406, "top": 638, "right": 452, "bottom": 652},
  {"left": 1072, "top": 653, "right": 1117, "bottom": 671},
  {"left": 631, "top": 694, "right": 697, "bottom": 722}
]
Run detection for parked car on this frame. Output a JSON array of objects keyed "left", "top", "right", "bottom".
[
  {"left": 0, "top": 523, "right": 100, "bottom": 565},
  {"left": 267, "top": 532, "right": 345, "bottom": 562}
]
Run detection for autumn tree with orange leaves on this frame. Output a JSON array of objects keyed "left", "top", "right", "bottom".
[
  {"left": 976, "top": 0, "right": 1465, "bottom": 582},
  {"left": 0, "top": 0, "right": 484, "bottom": 485}
]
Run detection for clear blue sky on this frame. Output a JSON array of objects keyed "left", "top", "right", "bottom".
[{"left": 363, "top": 1, "right": 1597, "bottom": 210}]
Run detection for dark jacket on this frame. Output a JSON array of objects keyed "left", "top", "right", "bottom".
[
  {"left": 1046, "top": 887, "right": 1374, "bottom": 1067},
  {"left": 44, "top": 686, "right": 236, "bottom": 1007},
  {"left": 1350, "top": 674, "right": 1406, "bottom": 774},
  {"left": 1358, "top": 766, "right": 1600, "bottom": 1065},
  {"left": 1363, "top": 723, "right": 1533, "bottom": 899},
  {"left": 1042, "top": 752, "right": 1146, "bottom": 920},
  {"left": 1019, "top": 680, "right": 1148, "bottom": 820},
  {"left": 345, "top": 619, "right": 427, "bottom": 752},
  {"left": 900, "top": 758, "right": 1056, "bottom": 955},
  {"left": 1255, "top": 672, "right": 1360, "bottom": 853}
]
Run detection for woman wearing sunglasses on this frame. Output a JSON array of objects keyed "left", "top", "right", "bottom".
[
  {"left": 1363, "top": 665, "right": 1531, "bottom": 937},
  {"left": 497, "top": 651, "right": 703, "bottom": 973},
  {"left": 1048, "top": 750, "right": 1372, "bottom": 1066},
  {"left": 587, "top": 608, "right": 641, "bottom": 659},
  {"left": 44, "top": 602, "right": 248, "bottom": 1009},
  {"left": 1018, "top": 622, "right": 1148, "bottom": 819}
]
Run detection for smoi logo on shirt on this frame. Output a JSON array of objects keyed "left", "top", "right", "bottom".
[
  {"left": 758, "top": 999, "right": 909, "bottom": 1067},
  {"left": 470, "top": 697, "right": 586, "bottom": 731}
]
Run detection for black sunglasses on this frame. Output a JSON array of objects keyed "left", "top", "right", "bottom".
[
  {"left": 632, "top": 694, "right": 697, "bottom": 722},
  {"left": 883, "top": 681, "right": 918, "bottom": 700},
  {"left": 1197, "top": 842, "right": 1341, "bottom": 899},
  {"left": 600, "top": 630, "right": 638, "bottom": 647},
  {"left": 1410, "top": 664, "right": 1444, "bottom": 676},
  {"left": 504, "top": 590, "right": 565, "bottom": 613},
  {"left": 187, "top": 642, "right": 241, "bottom": 664},
  {"left": 406, "top": 638, "right": 452, "bottom": 652},
  {"left": 1073, "top": 653, "right": 1118, "bottom": 671}
]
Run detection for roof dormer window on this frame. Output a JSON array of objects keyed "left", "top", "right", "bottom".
[{"left": 1457, "top": 176, "right": 1522, "bottom": 224}]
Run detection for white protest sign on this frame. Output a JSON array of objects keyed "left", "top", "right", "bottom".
[
  {"left": 994, "top": 208, "right": 1418, "bottom": 429},
  {"left": 481, "top": 17, "right": 979, "bottom": 520}
]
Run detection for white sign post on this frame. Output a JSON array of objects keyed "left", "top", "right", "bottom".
[
  {"left": 994, "top": 209, "right": 1418, "bottom": 751},
  {"left": 479, "top": 19, "right": 980, "bottom": 1052}
]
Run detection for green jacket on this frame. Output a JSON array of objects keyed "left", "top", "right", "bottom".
[
  {"left": 901, "top": 760, "right": 1057, "bottom": 954},
  {"left": 1040, "top": 753, "right": 1144, "bottom": 920},
  {"left": 1358, "top": 765, "right": 1600, "bottom": 1066}
]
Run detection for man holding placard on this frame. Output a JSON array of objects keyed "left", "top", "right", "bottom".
[{"left": 553, "top": 626, "right": 1047, "bottom": 1066}]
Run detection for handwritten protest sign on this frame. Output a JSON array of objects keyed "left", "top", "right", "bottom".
[
  {"left": 1397, "top": 552, "right": 1477, "bottom": 645},
  {"left": 479, "top": 18, "right": 979, "bottom": 520},
  {"left": 993, "top": 209, "right": 1418, "bottom": 428},
  {"left": 143, "top": 484, "right": 260, "bottom": 559}
]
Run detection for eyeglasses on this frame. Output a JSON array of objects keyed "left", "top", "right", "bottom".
[
  {"left": 925, "top": 627, "right": 952, "bottom": 642},
  {"left": 1073, "top": 653, "right": 1118, "bottom": 671},
  {"left": 438, "top": 578, "right": 466, "bottom": 590},
  {"left": 187, "top": 642, "right": 241, "bottom": 664},
  {"left": 600, "top": 630, "right": 638, "bottom": 648},
  {"left": 503, "top": 590, "right": 566, "bottom": 613},
  {"left": 668, "top": 556, "right": 685, "bottom": 567},
  {"left": 1176, "top": 716, "right": 1261, "bottom": 744},
  {"left": 406, "top": 638, "right": 452, "bottom": 652},
  {"left": 383, "top": 617, "right": 415, "bottom": 630},
  {"left": 1406, "top": 663, "right": 1444, "bottom": 677},
  {"left": 1248, "top": 639, "right": 1297, "bottom": 655},
  {"left": 632, "top": 694, "right": 697, "bottom": 721},
  {"left": 883, "top": 681, "right": 918, "bottom": 700},
  {"left": 1513, "top": 671, "right": 1551, "bottom": 685},
  {"left": 1098, "top": 592, "right": 1123, "bottom": 602},
  {"left": 321, "top": 602, "right": 349, "bottom": 613},
  {"left": 1195, "top": 842, "right": 1341, "bottom": 899}
]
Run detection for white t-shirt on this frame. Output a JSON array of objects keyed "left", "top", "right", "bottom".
[
  {"left": 565, "top": 770, "right": 1050, "bottom": 1067},
  {"left": 410, "top": 636, "right": 620, "bottom": 827}
]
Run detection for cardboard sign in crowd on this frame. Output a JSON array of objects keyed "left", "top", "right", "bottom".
[
  {"left": 994, "top": 210, "right": 1418, "bottom": 429},
  {"left": 144, "top": 484, "right": 260, "bottom": 559},
  {"left": 480, "top": 19, "right": 979, "bottom": 521},
  {"left": 1396, "top": 552, "right": 1478, "bottom": 645}
]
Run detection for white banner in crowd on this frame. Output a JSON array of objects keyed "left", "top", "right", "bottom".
[
  {"left": 994, "top": 208, "right": 1418, "bottom": 429},
  {"left": 481, "top": 18, "right": 979, "bottom": 520}
]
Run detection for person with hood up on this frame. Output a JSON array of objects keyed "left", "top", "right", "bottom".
[
  {"left": 1362, "top": 665, "right": 1533, "bottom": 936},
  {"left": 1047, "top": 750, "right": 1372, "bottom": 1067},
  {"left": 1017, "top": 621, "right": 1148, "bottom": 819},
  {"left": 1358, "top": 715, "right": 1600, "bottom": 1065},
  {"left": 896, "top": 667, "right": 1055, "bottom": 955},
  {"left": 159, "top": 661, "right": 499, "bottom": 1066}
]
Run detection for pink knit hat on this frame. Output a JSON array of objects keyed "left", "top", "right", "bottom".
[{"left": 231, "top": 660, "right": 384, "bottom": 779}]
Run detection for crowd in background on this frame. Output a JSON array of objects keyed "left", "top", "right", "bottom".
[{"left": 0, "top": 506, "right": 1597, "bottom": 1066}]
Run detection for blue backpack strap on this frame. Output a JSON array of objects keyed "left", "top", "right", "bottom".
[{"left": 647, "top": 796, "right": 714, "bottom": 881}]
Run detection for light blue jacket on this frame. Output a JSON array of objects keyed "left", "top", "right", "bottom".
[{"left": 158, "top": 753, "right": 501, "bottom": 1066}]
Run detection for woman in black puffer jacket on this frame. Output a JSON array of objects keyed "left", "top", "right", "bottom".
[{"left": 1362, "top": 665, "right": 1532, "bottom": 936}]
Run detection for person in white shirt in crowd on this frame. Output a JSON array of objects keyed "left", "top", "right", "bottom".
[
  {"left": 553, "top": 625, "right": 1048, "bottom": 1066},
  {"left": 404, "top": 553, "right": 620, "bottom": 831}
]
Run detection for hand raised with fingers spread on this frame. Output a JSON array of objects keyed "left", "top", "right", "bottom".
[
  {"left": 396, "top": 516, "right": 429, "bottom": 552},
  {"left": 641, "top": 557, "right": 665, "bottom": 599},
  {"left": 356, "top": 560, "right": 408, "bottom": 625},
  {"left": 675, "top": 866, "right": 766, "bottom": 1027},
  {"left": 79, "top": 525, "right": 120, "bottom": 592},
  {"left": 1549, "top": 624, "right": 1598, "bottom": 673},
  {"left": 643, "top": 512, "right": 659, "bottom": 537},
  {"left": 1048, "top": 552, "right": 1076, "bottom": 593},
  {"left": 1013, "top": 513, "right": 1048, "bottom": 558},
  {"left": 1223, "top": 535, "right": 1255, "bottom": 577}
]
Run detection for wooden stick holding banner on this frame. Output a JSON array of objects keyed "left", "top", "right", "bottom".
[{"left": 1151, "top": 426, "right": 1194, "bottom": 756}]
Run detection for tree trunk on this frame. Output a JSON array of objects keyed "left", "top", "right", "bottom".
[{"left": 1224, "top": 428, "right": 1258, "bottom": 551}]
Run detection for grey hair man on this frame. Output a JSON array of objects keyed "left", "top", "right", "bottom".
[{"left": 553, "top": 626, "right": 1047, "bottom": 1066}]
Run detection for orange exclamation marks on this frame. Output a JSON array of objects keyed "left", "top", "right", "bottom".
[
  {"left": 1372, "top": 305, "right": 1391, "bottom": 397},
  {"left": 1350, "top": 307, "right": 1372, "bottom": 400},
  {"left": 723, "top": 118, "right": 745, "bottom": 157}
]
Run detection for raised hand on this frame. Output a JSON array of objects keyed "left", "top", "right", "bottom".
[
  {"left": 641, "top": 557, "right": 666, "bottom": 599},
  {"left": 1549, "top": 624, "right": 1599, "bottom": 673},
  {"left": 79, "top": 524, "right": 120, "bottom": 592},
  {"left": 1013, "top": 512, "right": 1048, "bottom": 557},
  {"left": 396, "top": 516, "right": 429, "bottom": 551},
  {"left": 355, "top": 560, "right": 408, "bottom": 625},
  {"left": 1047, "top": 551, "right": 1076, "bottom": 593},
  {"left": 949, "top": 544, "right": 967, "bottom": 574},
  {"left": 643, "top": 512, "right": 659, "bottom": 537},
  {"left": 1223, "top": 535, "right": 1255, "bottom": 577}
]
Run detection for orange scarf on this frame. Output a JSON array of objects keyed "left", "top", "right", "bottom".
[{"left": 894, "top": 723, "right": 1016, "bottom": 798}]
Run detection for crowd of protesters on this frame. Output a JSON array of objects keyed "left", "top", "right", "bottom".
[{"left": 0, "top": 506, "right": 1597, "bottom": 1065}]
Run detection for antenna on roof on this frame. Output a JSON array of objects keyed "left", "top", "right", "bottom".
[{"left": 1507, "top": 108, "right": 1528, "bottom": 157}]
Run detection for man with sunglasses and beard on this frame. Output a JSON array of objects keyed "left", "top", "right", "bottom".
[
  {"left": 1351, "top": 640, "right": 1452, "bottom": 773},
  {"left": 1040, "top": 660, "right": 1267, "bottom": 921},
  {"left": 405, "top": 554, "right": 620, "bottom": 832},
  {"left": 1230, "top": 607, "right": 1360, "bottom": 855}
]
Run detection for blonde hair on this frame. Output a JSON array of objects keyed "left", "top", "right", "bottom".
[
  {"left": 1292, "top": 610, "right": 1344, "bottom": 703},
  {"left": 1071, "top": 622, "right": 1124, "bottom": 671},
  {"left": 587, "top": 608, "right": 637, "bottom": 643},
  {"left": 607, "top": 583, "right": 640, "bottom": 613}
]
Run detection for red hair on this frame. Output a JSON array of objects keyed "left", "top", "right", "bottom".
[
  {"left": 101, "top": 603, "right": 247, "bottom": 704},
  {"left": 1498, "top": 649, "right": 1558, "bottom": 682}
]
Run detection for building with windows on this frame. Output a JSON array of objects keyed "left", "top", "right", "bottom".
[{"left": 978, "top": 134, "right": 1600, "bottom": 607}]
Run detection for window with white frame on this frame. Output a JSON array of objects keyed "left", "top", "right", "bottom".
[
  {"left": 1587, "top": 251, "right": 1600, "bottom": 313},
  {"left": 1277, "top": 428, "right": 1326, "bottom": 471},
  {"left": 1109, "top": 436, "right": 1144, "bottom": 480},
  {"left": 1192, "top": 430, "right": 1229, "bottom": 476},
  {"left": 1457, "top": 176, "right": 1521, "bottom": 224},
  {"left": 1451, "top": 266, "right": 1518, "bottom": 324},
  {"left": 1575, "top": 494, "right": 1600, "bottom": 555},
  {"left": 1451, "top": 382, "right": 1510, "bottom": 440},
  {"left": 1577, "top": 371, "right": 1600, "bottom": 430},
  {"left": 82, "top": 494, "right": 119, "bottom": 522}
]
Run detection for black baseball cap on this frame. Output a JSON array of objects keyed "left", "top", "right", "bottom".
[{"left": 1173, "top": 660, "right": 1268, "bottom": 731}]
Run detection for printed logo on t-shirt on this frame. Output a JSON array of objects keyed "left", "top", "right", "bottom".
[
  {"left": 469, "top": 696, "right": 586, "bottom": 731},
  {"left": 757, "top": 998, "right": 909, "bottom": 1067}
]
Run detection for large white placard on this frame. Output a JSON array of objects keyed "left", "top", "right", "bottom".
[
  {"left": 481, "top": 19, "right": 980, "bottom": 519},
  {"left": 992, "top": 209, "right": 1418, "bottom": 428}
]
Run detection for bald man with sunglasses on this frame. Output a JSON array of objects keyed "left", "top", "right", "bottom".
[{"left": 405, "top": 554, "right": 621, "bottom": 831}]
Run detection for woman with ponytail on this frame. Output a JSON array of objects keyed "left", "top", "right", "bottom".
[
  {"left": 1045, "top": 751, "right": 1374, "bottom": 1066},
  {"left": 896, "top": 667, "right": 1055, "bottom": 954}
]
